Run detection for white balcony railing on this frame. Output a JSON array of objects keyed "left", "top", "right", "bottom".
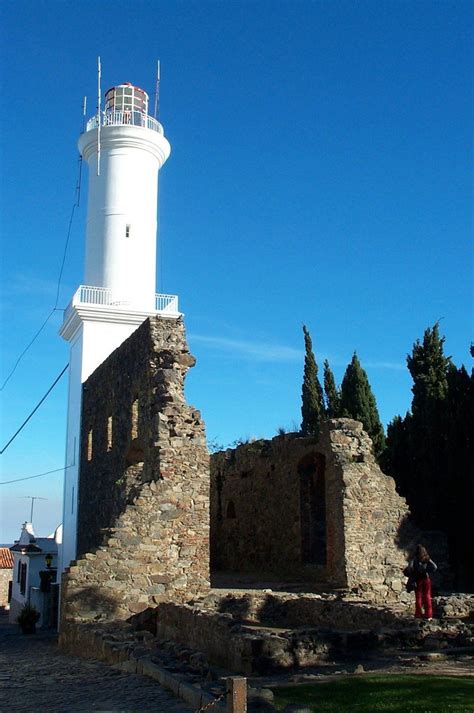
[
  {"left": 85, "top": 111, "right": 164, "bottom": 134},
  {"left": 64, "top": 285, "right": 179, "bottom": 321}
]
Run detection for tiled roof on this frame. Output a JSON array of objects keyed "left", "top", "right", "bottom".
[{"left": 0, "top": 548, "right": 14, "bottom": 569}]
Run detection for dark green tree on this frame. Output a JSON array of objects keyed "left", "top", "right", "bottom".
[
  {"left": 407, "top": 322, "right": 451, "bottom": 419},
  {"left": 300, "top": 325, "right": 324, "bottom": 437},
  {"left": 340, "top": 352, "right": 386, "bottom": 459},
  {"left": 404, "top": 323, "right": 453, "bottom": 525},
  {"left": 384, "top": 323, "right": 474, "bottom": 590},
  {"left": 323, "top": 359, "right": 341, "bottom": 418},
  {"left": 381, "top": 412, "right": 413, "bottom": 491}
]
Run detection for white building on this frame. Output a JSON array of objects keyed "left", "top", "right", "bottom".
[
  {"left": 9, "top": 522, "right": 61, "bottom": 627},
  {"left": 59, "top": 82, "right": 177, "bottom": 572}
]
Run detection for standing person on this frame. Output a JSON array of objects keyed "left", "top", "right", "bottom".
[{"left": 406, "top": 544, "right": 437, "bottom": 619}]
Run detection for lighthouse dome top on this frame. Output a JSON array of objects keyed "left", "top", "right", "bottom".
[{"left": 105, "top": 83, "right": 149, "bottom": 115}]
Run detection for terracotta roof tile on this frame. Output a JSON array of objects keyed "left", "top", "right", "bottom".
[{"left": 0, "top": 548, "right": 14, "bottom": 569}]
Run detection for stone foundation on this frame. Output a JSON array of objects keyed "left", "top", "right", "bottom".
[
  {"left": 60, "top": 316, "right": 210, "bottom": 628},
  {"left": 59, "top": 591, "right": 474, "bottom": 679}
]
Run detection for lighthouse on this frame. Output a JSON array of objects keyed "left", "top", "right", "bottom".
[{"left": 59, "top": 82, "right": 177, "bottom": 572}]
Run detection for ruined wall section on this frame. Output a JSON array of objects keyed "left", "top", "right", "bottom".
[
  {"left": 320, "top": 419, "right": 411, "bottom": 598},
  {"left": 211, "top": 437, "right": 306, "bottom": 578},
  {"left": 211, "top": 419, "right": 444, "bottom": 601},
  {"left": 61, "top": 316, "right": 210, "bottom": 627}
]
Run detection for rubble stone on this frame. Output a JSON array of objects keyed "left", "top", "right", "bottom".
[{"left": 60, "top": 317, "right": 210, "bottom": 631}]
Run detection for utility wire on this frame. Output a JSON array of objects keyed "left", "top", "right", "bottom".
[
  {"left": 0, "top": 365, "right": 69, "bottom": 454},
  {"left": 0, "top": 308, "right": 58, "bottom": 391},
  {"left": 0, "top": 464, "right": 74, "bottom": 485},
  {"left": 53, "top": 201, "right": 77, "bottom": 311},
  {"left": 1, "top": 153, "right": 83, "bottom": 392}
]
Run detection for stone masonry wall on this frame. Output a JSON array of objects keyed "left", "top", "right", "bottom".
[
  {"left": 211, "top": 419, "right": 448, "bottom": 601},
  {"left": 60, "top": 316, "right": 210, "bottom": 628},
  {"left": 0, "top": 570, "right": 12, "bottom": 608},
  {"left": 211, "top": 436, "right": 307, "bottom": 579},
  {"left": 319, "top": 420, "right": 413, "bottom": 599}
]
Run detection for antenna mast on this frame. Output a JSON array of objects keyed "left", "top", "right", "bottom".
[
  {"left": 20, "top": 496, "right": 47, "bottom": 523},
  {"left": 97, "top": 56, "right": 101, "bottom": 176},
  {"left": 82, "top": 96, "right": 87, "bottom": 132},
  {"left": 154, "top": 60, "right": 160, "bottom": 119},
  {"left": 76, "top": 97, "right": 87, "bottom": 206}
]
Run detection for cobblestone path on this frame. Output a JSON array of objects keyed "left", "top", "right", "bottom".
[{"left": 0, "top": 615, "right": 193, "bottom": 713}]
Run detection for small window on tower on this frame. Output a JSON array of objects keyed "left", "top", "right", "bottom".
[{"left": 125, "top": 224, "right": 131, "bottom": 238}]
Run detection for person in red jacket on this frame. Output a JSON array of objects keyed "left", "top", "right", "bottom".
[{"left": 407, "top": 544, "right": 437, "bottom": 619}]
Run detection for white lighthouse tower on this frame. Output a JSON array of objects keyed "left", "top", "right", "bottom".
[{"left": 59, "top": 82, "right": 177, "bottom": 572}]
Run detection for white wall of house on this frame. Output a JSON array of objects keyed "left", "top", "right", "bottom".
[{"left": 9, "top": 524, "right": 59, "bottom": 626}]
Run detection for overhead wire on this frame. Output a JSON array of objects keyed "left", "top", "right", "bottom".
[
  {"left": 0, "top": 464, "right": 74, "bottom": 485},
  {"left": 0, "top": 364, "right": 69, "bottom": 454},
  {"left": 1, "top": 152, "right": 83, "bottom": 392}
]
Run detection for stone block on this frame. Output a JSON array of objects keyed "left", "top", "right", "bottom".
[
  {"left": 147, "top": 584, "right": 166, "bottom": 595},
  {"left": 142, "top": 659, "right": 165, "bottom": 682},
  {"left": 128, "top": 601, "right": 149, "bottom": 614},
  {"left": 178, "top": 682, "right": 203, "bottom": 709},
  {"left": 160, "top": 670, "right": 181, "bottom": 695}
]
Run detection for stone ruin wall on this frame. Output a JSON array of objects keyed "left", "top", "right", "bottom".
[
  {"left": 211, "top": 419, "right": 449, "bottom": 602},
  {"left": 60, "top": 316, "right": 210, "bottom": 629}
]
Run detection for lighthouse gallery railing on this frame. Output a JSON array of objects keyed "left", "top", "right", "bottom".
[
  {"left": 85, "top": 111, "right": 164, "bottom": 134},
  {"left": 64, "top": 285, "right": 179, "bottom": 320}
]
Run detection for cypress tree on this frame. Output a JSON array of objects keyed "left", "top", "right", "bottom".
[
  {"left": 404, "top": 323, "right": 452, "bottom": 526},
  {"left": 382, "top": 412, "right": 413, "bottom": 491},
  {"left": 407, "top": 322, "right": 451, "bottom": 419},
  {"left": 300, "top": 325, "right": 324, "bottom": 437},
  {"left": 340, "top": 352, "right": 386, "bottom": 459},
  {"left": 384, "top": 323, "right": 474, "bottom": 589},
  {"left": 323, "top": 359, "right": 341, "bottom": 418}
]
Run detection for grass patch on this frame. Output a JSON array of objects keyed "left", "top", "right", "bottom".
[{"left": 272, "top": 674, "right": 474, "bottom": 712}]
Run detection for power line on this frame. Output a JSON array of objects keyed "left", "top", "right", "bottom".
[
  {"left": 53, "top": 201, "right": 78, "bottom": 310},
  {"left": 0, "top": 365, "right": 69, "bottom": 454},
  {"left": 1, "top": 152, "right": 83, "bottom": 392},
  {"left": 0, "top": 308, "right": 59, "bottom": 391},
  {"left": 0, "top": 465, "right": 74, "bottom": 486}
]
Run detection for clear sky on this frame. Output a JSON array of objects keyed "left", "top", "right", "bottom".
[{"left": 0, "top": 0, "right": 472, "bottom": 544}]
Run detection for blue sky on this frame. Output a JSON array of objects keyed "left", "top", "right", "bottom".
[{"left": 0, "top": 0, "right": 472, "bottom": 543}]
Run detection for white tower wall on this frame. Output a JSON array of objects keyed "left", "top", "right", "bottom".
[
  {"left": 79, "top": 125, "right": 170, "bottom": 311},
  {"left": 59, "top": 84, "right": 175, "bottom": 574}
]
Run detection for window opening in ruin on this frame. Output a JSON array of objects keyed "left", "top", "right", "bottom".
[
  {"left": 298, "top": 452, "right": 327, "bottom": 565},
  {"left": 87, "top": 429, "right": 93, "bottom": 461},
  {"left": 226, "top": 501, "right": 236, "bottom": 519},
  {"left": 107, "top": 416, "right": 113, "bottom": 451},
  {"left": 131, "top": 399, "right": 139, "bottom": 439},
  {"left": 125, "top": 224, "right": 131, "bottom": 238},
  {"left": 71, "top": 486, "right": 75, "bottom": 515}
]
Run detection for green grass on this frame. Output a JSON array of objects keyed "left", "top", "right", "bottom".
[{"left": 272, "top": 674, "right": 474, "bottom": 712}]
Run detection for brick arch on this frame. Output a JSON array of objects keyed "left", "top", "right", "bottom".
[{"left": 298, "top": 452, "right": 326, "bottom": 565}]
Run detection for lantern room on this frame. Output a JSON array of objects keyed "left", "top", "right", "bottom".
[{"left": 105, "top": 83, "right": 149, "bottom": 117}]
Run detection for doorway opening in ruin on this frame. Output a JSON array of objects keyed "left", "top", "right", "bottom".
[{"left": 298, "top": 452, "right": 326, "bottom": 565}]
